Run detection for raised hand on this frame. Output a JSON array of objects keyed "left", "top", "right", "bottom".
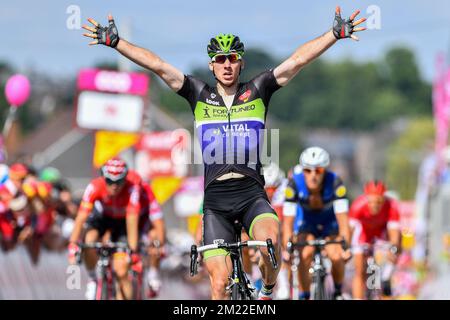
[
  {"left": 82, "top": 14, "right": 120, "bottom": 48},
  {"left": 332, "top": 6, "right": 366, "bottom": 41}
]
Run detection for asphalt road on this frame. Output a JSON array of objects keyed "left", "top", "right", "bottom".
[{"left": 0, "top": 246, "right": 210, "bottom": 300}]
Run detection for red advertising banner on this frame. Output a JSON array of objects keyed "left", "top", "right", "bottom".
[{"left": 135, "top": 129, "right": 190, "bottom": 179}]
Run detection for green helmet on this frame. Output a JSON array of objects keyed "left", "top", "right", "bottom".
[
  {"left": 40, "top": 167, "right": 61, "bottom": 183},
  {"left": 207, "top": 33, "right": 245, "bottom": 59}
]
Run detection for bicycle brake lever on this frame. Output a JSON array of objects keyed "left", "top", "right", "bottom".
[
  {"left": 266, "top": 239, "right": 278, "bottom": 270},
  {"left": 286, "top": 241, "right": 293, "bottom": 254},
  {"left": 190, "top": 245, "right": 198, "bottom": 276},
  {"left": 75, "top": 250, "right": 82, "bottom": 265}
]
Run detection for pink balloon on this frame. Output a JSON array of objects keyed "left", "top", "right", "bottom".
[{"left": 5, "top": 74, "right": 31, "bottom": 107}]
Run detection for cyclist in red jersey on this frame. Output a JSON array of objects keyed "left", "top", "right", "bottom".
[
  {"left": 127, "top": 170, "right": 166, "bottom": 297},
  {"left": 0, "top": 163, "right": 28, "bottom": 202},
  {"left": 68, "top": 157, "right": 142, "bottom": 300},
  {"left": 349, "top": 180, "right": 401, "bottom": 299}
]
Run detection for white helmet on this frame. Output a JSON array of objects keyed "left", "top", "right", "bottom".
[
  {"left": 263, "top": 162, "right": 285, "bottom": 187},
  {"left": 299, "top": 147, "right": 330, "bottom": 169}
]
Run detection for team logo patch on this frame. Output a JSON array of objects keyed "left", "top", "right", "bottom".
[
  {"left": 336, "top": 185, "right": 347, "bottom": 198},
  {"left": 285, "top": 186, "right": 295, "bottom": 200},
  {"left": 238, "top": 89, "right": 251, "bottom": 102}
]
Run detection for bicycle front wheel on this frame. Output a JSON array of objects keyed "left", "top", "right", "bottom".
[
  {"left": 311, "top": 273, "right": 326, "bottom": 300},
  {"left": 96, "top": 275, "right": 109, "bottom": 300},
  {"left": 231, "top": 284, "right": 241, "bottom": 300}
]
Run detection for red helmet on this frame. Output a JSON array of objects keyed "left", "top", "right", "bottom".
[
  {"left": 364, "top": 180, "right": 386, "bottom": 196},
  {"left": 101, "top": 157, "right": 128, "bottom": 183},
  {"left": 9, "top": 163, "right": 28, "bottom": 180}
]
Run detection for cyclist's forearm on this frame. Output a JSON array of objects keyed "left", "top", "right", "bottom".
[
  {"left": 282, "top": 217, "right": 294, "bottom": 249},
  {"left": 388, "top": 228, "right": 401, "bottom": 248},
  {"left": 126, "top": 214, "right": 139, "bottom": 252},
  {"left": 152, "top": 219, "right": 166, "bottom": 245},
  {"left": 336, "top": 213, "right": 351, "bottom": 244},
  {"left": 116, "top": 39, "right": 161, "bottom": 72},
  {"left": 69, "top": 212, "right": 89, "bottom": 243},
  {"left": 290, "top": 30, "right": 336, "bottom": 68}
]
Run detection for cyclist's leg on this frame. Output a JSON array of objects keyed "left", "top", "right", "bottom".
[
  {"left": 111, "top": 221, "right": 133, "bottom": 300},
  {"left": 146, "top": 220, "right": 164, "bottom": 296},
  {"left": 203, "top": 210, "right": 234, "bottom": 300},
  {"left": 352, "top": 250, "right": 366, "bottom": 299},
  {"left": 323, "top": 218, "right": 345, "bottom": 297},
  {"left": 244, "top": 198, "right": 280, "bottom": 298},
  {"left": 294, "top": 210, "right": 316, "bottom": 299},
  {"left": 297, "top": 232, "right": 315, "bottom": 299},
  {"left": 240, "top": 230, "right": 253, "bottom": 274}
]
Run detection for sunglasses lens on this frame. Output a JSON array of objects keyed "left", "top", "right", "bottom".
[
  {"left": 303, "top": 168, "right": 325, "bottom": 174},
  {"left": 229, "top": 53, "right": 240, "bottom": 62},
  {"left": 213, "top": 54, "right": 240, "bottom": 64},
  {"left": 105, "top": 178, "right": 124, "bottom": 185},
  {"left": 214, "top": 55, "right": 227, "bottom": 64}
]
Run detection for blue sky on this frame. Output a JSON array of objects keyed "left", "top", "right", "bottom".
[{"left": 1, "top": 0, "right": 450, "bottom": 81}]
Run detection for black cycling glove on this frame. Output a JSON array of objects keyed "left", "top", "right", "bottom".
[
  {"left": 332, "top": 11, "right": 354, "bottom": 40},
  {"left": 96, "top": 19, "right": 120, "bottom": 48}
]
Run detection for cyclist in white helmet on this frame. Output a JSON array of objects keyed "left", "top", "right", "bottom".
[
  {"left": 283, "top": 147, "right": 352, "bottom": 300},
  {"left": 263, "top": 163, "right": 292, "bottom": 300}
]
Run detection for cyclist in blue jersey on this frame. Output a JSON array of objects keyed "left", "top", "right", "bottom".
[
  {"left": 82, "top": 7, "right": 365, "bottom": 300},
  {"left": 283, "top": 147, "right": 352, "bottom": 300}
]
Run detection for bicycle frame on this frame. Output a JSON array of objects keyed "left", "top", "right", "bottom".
[
  {"left": 363, "top": 241, "right": 394, "bottom": 300},
  {"left": 287, "top": 238, "right": 345, "bottom": 300},
  {"left": 76, "top": 242, "right": 129, "bottom": 300},
  {"left": 190, "top": 238, "right": 277, "bottom": 300}
]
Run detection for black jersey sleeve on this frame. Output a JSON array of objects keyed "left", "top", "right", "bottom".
[
  {"left": 176, "top": 75, "right": 208, "bottom": 112},
  {"left": 251, "top": 69, "right": 282, "bottom": 107}
]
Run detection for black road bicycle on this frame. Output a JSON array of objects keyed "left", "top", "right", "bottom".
[
  {"left": 190, "top": 222, "right": 278, "bottom": 300},
  {"left": 76, "top": 242, "right": 129, "bottom": 300},
  {"left": 287, "top": 238, "right": 346, "bottom": 300}
]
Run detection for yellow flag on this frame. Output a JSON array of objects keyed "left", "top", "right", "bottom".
[
  {"left": 187, "top": 214, "right": 202, "bottom": 236},
  {"left": 93, "top": 131, "right": 139, "bottom": 168},
  {"left": 150, "top": 177, "right": 183, "bottom": 205}
]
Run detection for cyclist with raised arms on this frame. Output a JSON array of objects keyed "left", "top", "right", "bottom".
[
  {"left": 283, "top": 147, "right": 352, "bottom": 300},
  {"left": 68, "top": 157, "right": 142, "bottom": 300},
  {"left": 82, "top": 6, "right": 365, "bottom": 300}
]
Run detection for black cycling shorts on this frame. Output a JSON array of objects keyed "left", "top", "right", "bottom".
[
  {"left": 202, "top": 176, "right": 278, "bottom": 259},
  {"left": 85, "top": 203, "right": 150, "bottom": 242}
]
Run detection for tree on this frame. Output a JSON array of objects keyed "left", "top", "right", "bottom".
[{"left": 385, "top": 117, "right": 435, "bottom": 199}]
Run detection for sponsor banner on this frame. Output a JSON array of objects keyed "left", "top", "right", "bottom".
[
  {"left": 135, "top": 130, "right": 190, "bottom": 179},
  {"left": 432, "top": 55, "right": 450, "bottom": 174},
  {"left": 93, "top": 131, "right": 139, "bottom": 168},
  {"left": 77, "top": 68, "right": 149, "bottom": 96},
  {"left": 77, "top": 91, "right": 144, "bottom": 132}
]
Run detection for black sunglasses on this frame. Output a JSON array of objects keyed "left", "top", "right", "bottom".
[{"left": 105, "top": 177, "right": 125, "bottom": 186}]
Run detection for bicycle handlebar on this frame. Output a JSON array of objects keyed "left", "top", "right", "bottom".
[
  {"left": 190, "top": 239, "right": 278, "bottom": 276},
  {"left": 75, "top": 242, "right": 130, "bottom": 264},
  {"left": 287, "top": 239, "right": 347, "bottom": 253}
]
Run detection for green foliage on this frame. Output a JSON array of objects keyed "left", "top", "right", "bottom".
[{"left": 385, "top": 117, "right": 435, "bottom": 199}]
